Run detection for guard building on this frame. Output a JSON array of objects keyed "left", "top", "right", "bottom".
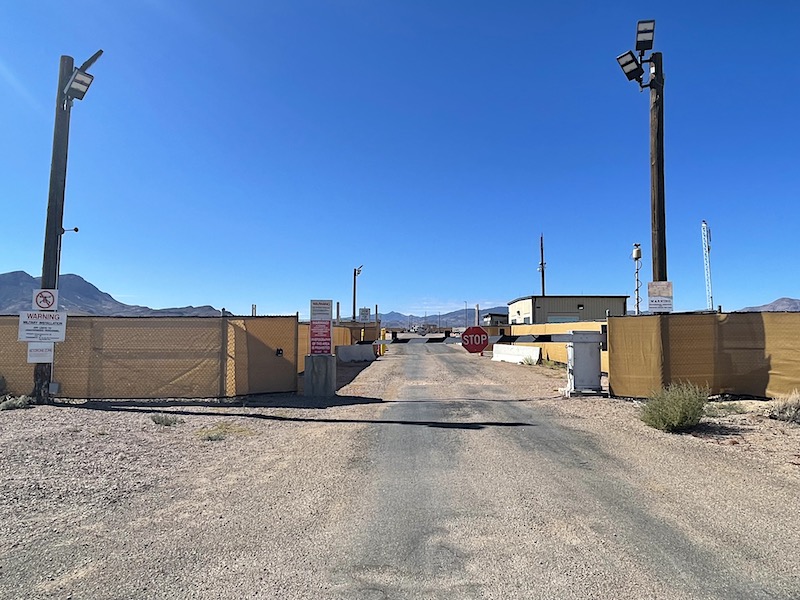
[{"left": 508, "top": 295, "right": 628, "bottom": 324}]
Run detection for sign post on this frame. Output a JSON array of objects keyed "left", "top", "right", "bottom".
[
  {"left": 310, "top": 300, "right": 333, "bottom": 355},
  {"left": 306, "top": 299, "right": 336, "bottom": 396},
  {"left": 648, "top": 281, "right": 673, "bottom": 313},
  {"left": 27, "top": 342, "right": 54, "bottom": 364},
  {"left": 18, "top": 311, "right": 68, "bottom": 343},
  {"left": 33, "top": 289, "right": 59, "bottom": 311},
  {"left": 462, "top": 326, "right": 489, "bottom": 354}
]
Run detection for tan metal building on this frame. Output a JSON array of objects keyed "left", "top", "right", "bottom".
[{"left": 508, "top": 295, "right": 628, "bottom": 324}]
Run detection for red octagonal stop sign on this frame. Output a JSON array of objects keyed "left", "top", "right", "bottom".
[{"left": 462, "top": 326, "right": 489, "bottom": 353}]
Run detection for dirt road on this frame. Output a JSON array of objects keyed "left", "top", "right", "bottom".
[{"left": 1, "top": 344, "right": 798, "bottom": 599}]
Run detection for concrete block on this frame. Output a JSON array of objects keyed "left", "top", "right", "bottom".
[
  {"left": 491, "top": 344, "right": 542, "bottom": 365},
  {"left": 335, "top": 345, "right": 376, "bottom": 363},
  {"left": 304, "top": 354, "right": 336, "bottom": 397}
]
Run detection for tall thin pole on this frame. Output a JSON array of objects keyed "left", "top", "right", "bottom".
[
  {"left": 539, "top": 234, "right": 546, "bottom": 295},
  {"left": 33, "top": 56, "right": 75, "bottom": 403},
  {"left": 701, "top": 220, "right": 713, "bottom": 310},
  {"left": 649, "top": 52, "right": 667, "bottom": 282},
  {"left": 352, "top": 266, "right": 362, "bottom": 322}
]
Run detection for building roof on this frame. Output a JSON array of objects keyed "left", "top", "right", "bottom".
[{"left": 507, "top": 295, "right": 630, "bottom": 305}]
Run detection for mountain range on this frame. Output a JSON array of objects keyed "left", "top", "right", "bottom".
[
  {"left": 4, "top": 271, "right": 795, "bottom": 322},
  {"left": 0, "top": 271, "right": 507, "bottom": 324},
  {"left": 738, "top": 298, "right": 800, "bottom": 312},
  {"left": 0, "top": 271, "right": 225, "bottom": 317}
]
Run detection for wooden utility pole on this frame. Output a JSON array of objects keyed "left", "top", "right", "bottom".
[
  {"left": 33, "top": 56, "right": 75, "bottom": 404},
  {"left": 649, "top": 52, "right": 667, "bottom": 282}
]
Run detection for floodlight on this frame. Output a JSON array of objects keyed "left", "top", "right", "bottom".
[
  {"left": 636, "top": 20, "right": 655, "bottom": 53},
  {"left": 616, "top": 51, "right": 644, "bottom": 81},
  {"left": 64, "top": 69, "right": 94, "bottom": 100}
]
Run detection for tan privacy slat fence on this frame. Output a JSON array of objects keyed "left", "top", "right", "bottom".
[
  {"left": 224, "top": 317, "right": 298, "bottom": 396},
  {"left": 0, "top": 315, "right": 298, "bottom": 399},
  {"left": 608, "top": 313, "right": 800, "bottom": 398},
  {"left": 296, "top": 324, "right": 358, "bottom": 372},
  {"left": 509, "top": 322, "right": 608, "bottom": 372}
]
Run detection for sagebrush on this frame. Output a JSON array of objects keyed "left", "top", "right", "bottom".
[
  {"left": 198, "top": 421, "right": 252, "bottom": 442},
  {"left": 768, "top": 392, "right": 800, "bottom": 424},
  {"left": 704, "top": 401, "right": 746, "bottom": 417},
  {"left": 0, "top": 395, "right": 32, "bottom": 411},
  {"left": 641, "top": 382, "right": 709, "bottom": 432},
  {"left": 151, "top": 413, "right": 181, "bottom": 427}
]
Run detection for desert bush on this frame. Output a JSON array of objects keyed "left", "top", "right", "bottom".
[
  {"left": 641, "top": 382, "right": 709, "bottom": 432},
  {"left": 522, "top": 356, "right": 537, "bottom": 366},
  {"left": 0, "top": 395, "right": 32, "bottom": 411},
  {"left": 704, "top": 401, "right": 747, "bottom": 417},
  {"left": 151, "top": 413, "right": 180, "bottom": 427},
  {"left": 541, "top": 359, "right": 562, "bottom": 370},
  {"left": 768, "top": 392, "right": 800, "bottom": 424},
  {"left": 198, "top": 421, "right": 252, "bottom": 442}
]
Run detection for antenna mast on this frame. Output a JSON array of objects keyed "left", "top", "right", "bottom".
[
  {"left": 701, "top": 220, "right": 713, "bottom": 310},
  {"left": 632, "top": 243, "right": 642, "bottom": 315},
  {"left": 538, "top": 233, "right": 546, "bottom": 296}
]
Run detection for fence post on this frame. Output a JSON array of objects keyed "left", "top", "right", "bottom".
[
  {"left": 218, "top": 314, "right": 227, "bottom": 398},
  {"left": 294, "top": 311, "right": 300, "bottom": 392}
]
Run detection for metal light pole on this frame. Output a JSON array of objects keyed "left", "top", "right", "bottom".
[
  {"left": 538, "top": 233, "right": 546, "bottom": 295},
  {"left": 617, "top": 20, "right": 667, "bottom": 282},
  {"left": 32, "top": 51, "right": 102, "bottom": 403},
  {"left": 352, "top": 265, "right": 363, "bottom": 322}
]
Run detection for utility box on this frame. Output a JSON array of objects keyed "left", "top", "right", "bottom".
[{"left": 565, "top": 330, "right": 604, "bottom": 396}]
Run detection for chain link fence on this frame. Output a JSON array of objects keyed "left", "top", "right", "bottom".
[
  {"left": 0, "top": 315, "right": 298, "bottom": 399},
  {"left": 609, "top": 312, "right": 799, "bottom": 398}
]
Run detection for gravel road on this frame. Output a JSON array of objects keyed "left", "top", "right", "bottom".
[{"left": 1, "top": 344, "right": 798, "bottom": 599}]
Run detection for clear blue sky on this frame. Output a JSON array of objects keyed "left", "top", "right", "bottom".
[{"left": 2, "top": 1, "right": 799, "bottom": 318}]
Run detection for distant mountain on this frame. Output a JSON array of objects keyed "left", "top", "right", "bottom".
[
  {"left": 738, "top": 298, "right": 800, "bottom": 312},
  {"left": 0, "top": 271, "right": 225, "bottom": 317},
  {"left": 1, "top": 270, "right": 510, "bottom": 322},
  {"left": 378, "top": 307, "right": 508, "bottom": 329}
]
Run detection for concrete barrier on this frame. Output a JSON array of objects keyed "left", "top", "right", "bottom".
[
  {"left": 335, "top": 345, "right": 376, "bottom": 363},
  {"left": 304, "top": 354, "right": 336, "bottom": 397},
  {"left": 491, "top": 344, "right": 542, "bottom": 365}
]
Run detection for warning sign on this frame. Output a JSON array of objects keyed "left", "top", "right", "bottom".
[
  {"left": 27, "top": 342, "right": 54, "bottom": 363},
  {"left": 18, "top": 311, "right": 68, "bottom": 342},
  {"left": 33, "top": 289, "right": 58, "bottom": 311},
  {"left": 310, "top": 300, "right": 333, "bottom": 355}
]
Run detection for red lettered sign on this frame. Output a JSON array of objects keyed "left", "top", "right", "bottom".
[
  {"left": 462, "top": 326, "right": 489, "bottom": 353},
  {"left": 310, "top": 300, "right": 333, "bottom": 354}
]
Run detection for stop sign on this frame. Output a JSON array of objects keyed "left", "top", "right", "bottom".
[{"left": 462, "top": 326, "right": 489, "bottom": 353}]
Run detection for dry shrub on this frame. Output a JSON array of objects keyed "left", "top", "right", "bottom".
[
  {"left": 151, "top": 413, "right": 181, "bottom": 427},
  {"left": 641, "top": 382, "right": 709, "bottom": 432},
  {"left": 198, "top": 421, "right": 252, "bottom": 442},
  {"left": 768, "top": 391, "right": 800, "bottom": 424},
  {"left": 0, "top": 395, "right": 32, "bottom": 411}
]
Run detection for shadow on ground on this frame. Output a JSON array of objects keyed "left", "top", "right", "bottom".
[
  {"left": 335, "top": 360, "right": 374, "bottom": 390},
  {"left": 689, "top": 422, "right": 748, "bottom": 440},
  {"left": 55, "top": 397, "right": 534, "bottom": 431}
]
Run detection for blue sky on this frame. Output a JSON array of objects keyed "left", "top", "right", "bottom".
[{"left": 2, "top": 1, "right": 799, "bottom": 318}]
